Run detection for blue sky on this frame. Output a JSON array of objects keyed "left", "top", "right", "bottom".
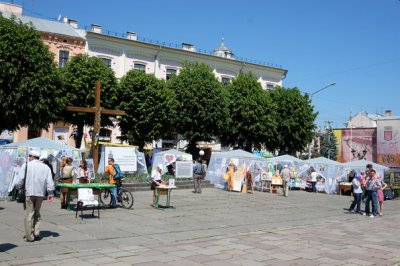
[{"left": 10, "top": 0, "right": 400, "bottom": 129}]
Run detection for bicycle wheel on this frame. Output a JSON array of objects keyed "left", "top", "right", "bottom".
[
  {"left": 99, "top": 189, "right": 112, "bottom": 207},
  {"left": 120, "top": 190, "right": 134, "bottom": 209}
]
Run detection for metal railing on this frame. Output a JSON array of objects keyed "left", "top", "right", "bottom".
[{"left": 83, "top": 26, "right": 284, "bottom": 69}]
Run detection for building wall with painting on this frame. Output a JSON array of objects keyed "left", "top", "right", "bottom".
[
  {"left": 377, "top": 118, "right": 400, "bottom": 167},
  {"left": 333, "top": 128, "right": 377, "bottom": 163}
]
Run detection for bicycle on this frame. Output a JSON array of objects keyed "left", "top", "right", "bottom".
[{"left": 99, "top": 179, "right": 134, "bottom": 209}]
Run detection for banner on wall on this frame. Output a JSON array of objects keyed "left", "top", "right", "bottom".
[
  {"left": 104, "top": 146, "right": 137, "bottom": 172},
  {"left": 377, "top": 120, "right": 400, "bottom": 167},
  {"left": 54, "top": 127, "right": 69, "bottom": 144}
]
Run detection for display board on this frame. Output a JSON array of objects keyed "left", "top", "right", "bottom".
[
  {"left": 175, "top": 161, "right": 193, "bottom": 178},
  {"left": 104, "top": 146, "right": 137, "bottom": 172},
  {"left": 0, "top": 148, "right": 18, "bottom": 198}
]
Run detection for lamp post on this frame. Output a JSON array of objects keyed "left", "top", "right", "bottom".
[
  {"left": 310, "top": 82, "right": 336, "bottom": 97},
  {"left": 308, "top": 82, "right": 336, "bottom": 159}
]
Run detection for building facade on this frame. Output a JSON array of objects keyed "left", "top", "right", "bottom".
[
  {"left": 334, "top": 110, "right": 400, "bottom": 168},
  {"left": 1, "top": 2, "right": 288, "bottom": 151},
  {"left": 0, "top": 2, "right": 86, "bottom": 146}
]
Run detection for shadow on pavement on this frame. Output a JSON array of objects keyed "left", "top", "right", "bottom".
[
  {"left": 41, "top": 231, "right": 60, "bottom": 238},
  {"left": 0, "top": 243, "right": 17, "bottom": 252}
]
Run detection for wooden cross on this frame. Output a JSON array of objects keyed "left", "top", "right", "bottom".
[{"left": 66, "top": 80, "right": 125, "bottom": 173}]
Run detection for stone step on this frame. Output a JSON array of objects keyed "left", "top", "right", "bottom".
[{"left": 121, "top": 180, "right": 214, "bottom": 192}]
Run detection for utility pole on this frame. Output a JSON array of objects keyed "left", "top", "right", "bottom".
[{"left": 308, "top": 83, "right": 336, "bottom": 159}]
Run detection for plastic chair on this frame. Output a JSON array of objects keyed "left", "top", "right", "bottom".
[{"left": 75, "top": 188, "right": 100, "bottom": 219}]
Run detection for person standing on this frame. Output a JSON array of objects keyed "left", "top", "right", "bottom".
[
  {"left": 193, "top": 158, "right": 204, "bottom": 194},
  {"left": 310, "top": 168, "right": 318, "bottom": 193},
  {"left": 78, "top": 160, "right": 89, "bottom": 184},
  {"left": 103, "top": 158, "right": 119, "bottom": 208},
  {"left": 377, "top": 175, "right": 388, "bottom": 216},
  {"left": 15, "top": 150, "right": 54, "bottom": 242},
  {"left": 280, "top": 165, "right": 293, "bottom": 197},
  {"left": 348, "top": 171, "right": 363, "bottom": 213},
  {"left": 151, "top": 164, "right": 163, "bottom": 207},
  {"left": 364, "top": 168, "right": 381, "bottom": 218},
  {"left": 60, "top": 157, "right": 75, "bottom": 209}
]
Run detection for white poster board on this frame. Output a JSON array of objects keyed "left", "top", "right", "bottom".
[
  {"left": 175, "top": 161, "right": 193, "bottom": 178},
  {"left": 86, "top": 159, "right": 95, "bottom": 181},
  {"left": 233, "top": 165, "right": 244, "bottom": 191},
  {"left": 104, "top": 146, "right": 137, "bottom": 172}
]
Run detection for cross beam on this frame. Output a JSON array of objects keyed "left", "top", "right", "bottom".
[{"left": 65, "top": 80, "right": 125, "bottom": 174}]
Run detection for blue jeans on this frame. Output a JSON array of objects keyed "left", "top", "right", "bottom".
[
  {"left": 371, "top": 190, "right": 379, "bottom": 216},
  {"left": 365, "top": 190, "right": 379, "bottom": 215},
  {"left": 111, "top": 186, "right": 118, "bottom": 208},
  {"left": 311, "top": 182, "right": 316, "bottom": 192},
  {"left": 349, "top": 192, "right": 362, "bottom": 212}
]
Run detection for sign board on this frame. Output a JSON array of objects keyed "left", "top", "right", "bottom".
[
  {"left": 54, "top": 127, "right": 69, "bottom": 144},
  {"left": 175, "top": 161, "right": 193, "bottom": 178},
  {"left": 104, "top": 146, "right": 137, "bottom": 172},
  {"left": 86, "top": 159, "right": 96, "bottom": 180},
  {"left": 233, "top": 165, "right": 244, "bottom": 192}
]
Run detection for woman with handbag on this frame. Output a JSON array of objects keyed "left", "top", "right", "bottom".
[{"left": 60, "top": 157, "right": 75, "bottom": 209}]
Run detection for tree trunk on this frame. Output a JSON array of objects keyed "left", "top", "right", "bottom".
[
  {"left": 74, "top": 124, "right": 84, "bottom": 148},
  {"left": 185, "top": 141, "right": 198, "bottom": 159}
]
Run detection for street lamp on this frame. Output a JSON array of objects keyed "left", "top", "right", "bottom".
[
  {"left": 310, "top": 82, "right": 336, "bottom": 97},
  {"left": 308, "top": 82, "right": 336, "bottom": 159},
  {"left": 308, "top": 83, "right": 336, "bottom": 159}
]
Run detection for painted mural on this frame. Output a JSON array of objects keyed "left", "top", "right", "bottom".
[
  {"left": 334, "top": 128, "right": 376, "bottom": 163},
  {"left": 377, "top": 120, "right": 400, "bottom": 167}
]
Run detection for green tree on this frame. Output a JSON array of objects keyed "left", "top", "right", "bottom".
[
  {"left": 60, "top": 54, "right": 118, "bottom": 148},
  {"left": 167, "top": 62, "right": 230, "bottom": 155},
  {"left": 268, "top": 87, "right": 317, "bottom": 155},
  {"left": 321, "top": 127, "right": 338, "bottom": 160},
  {"left": 117, "top": 70, "right": 176, "bottom": 150},
  {"left": 222, "top": 73, "right": 276, "bottom": 152},
  {"left": 0, "top": 15, "right": 64, "bottom": 133}
]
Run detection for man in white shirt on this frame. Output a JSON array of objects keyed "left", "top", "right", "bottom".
[
  {"left": 310, "top": 168, "right": 319, "bottom": 193},
  {"left": 15, "top": 150, "right": 55, "bottom": 242},
  {"left": 280, "top": 165, "right": 293, "bottom": 197}
]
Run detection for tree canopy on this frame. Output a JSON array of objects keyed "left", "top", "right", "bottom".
[
  {"left": 0, "top": 15, "right": 64, "bottom": 133},
  {"left": 222, "top": 72, "right": 276, "bottom": 152},
  {"left": 268, "top": 86, "right": 317, "bottom": 155},
  {"left": 167, "top": 62, "right": 230, "bottom": 154},
  {"left": 117, "top": 70, "right": 176, "bottom": 150},
  {"left": 60, "top": 54, "right": 118, "bottom": 147}
]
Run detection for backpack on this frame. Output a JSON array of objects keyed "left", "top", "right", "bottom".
[{"left": 112, "top": 164, "right": 124, "bottom": 179}]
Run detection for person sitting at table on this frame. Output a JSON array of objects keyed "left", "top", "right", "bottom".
[
  {"left": 60, "top": 157, "right": 75, "bottom": 209},
  {"left": 151, "top": 164, "right": 163, "bottom": 207}
]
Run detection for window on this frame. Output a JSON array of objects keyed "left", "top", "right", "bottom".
[
  {"left": 133, "top": 63, "right": 146, "bottom": 71},
  {"left": 101, "top": 58, "right": 112, "bottom": 68},
  {"left": 59, "top": 50, "right": 69, "bottom": 67},
  {"left": 166, "top": 68, "right": 177, "bottom": 80},
  {"left": 99, "top": 128, "right": 112, "bottom": 142},
  {"left": 266, "top": 83, "right": 274, "bottom": 90},
  {"left": 221, "top": 77, "right": 231, "bottom": 85}
]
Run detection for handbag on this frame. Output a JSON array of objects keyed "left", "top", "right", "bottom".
[{"left": 16, "top": 162, "right": 28, "bottom": 203}]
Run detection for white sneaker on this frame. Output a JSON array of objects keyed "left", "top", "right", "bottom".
[
  {"left": 370, "top": 214, "right": 374, "bottom": 218},
  {"left": 362, "top": 213, "right": 366, "bottom": 216}
]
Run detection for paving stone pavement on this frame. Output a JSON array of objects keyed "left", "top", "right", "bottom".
[{"left": 0, "top": 188, "right": 399, "bottom": 265}]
